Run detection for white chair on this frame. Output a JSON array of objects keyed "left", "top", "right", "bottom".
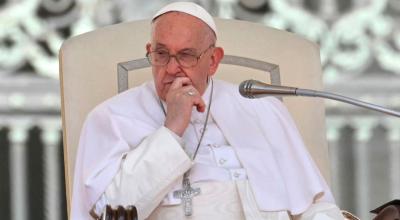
[{"left": 59, "top": 18, "right": 331, "bottom": 218}]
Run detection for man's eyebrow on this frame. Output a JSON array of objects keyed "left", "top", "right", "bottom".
[
  {"left": 154, "top": 43, "right": 167, "bottom": 49},
  {"left": 179, "top": 48, "right": 197, "bottom": 53},
  {"left": 154, "top": 43, "right": 197, "bottom": 53}
]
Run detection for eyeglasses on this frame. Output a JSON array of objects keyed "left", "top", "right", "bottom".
[{"left": 146, "top": 45, "right": 214, "bottom": 68}]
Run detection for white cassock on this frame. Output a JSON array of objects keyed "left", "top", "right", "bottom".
[{"left": 71, "top": 80, "right": 344, "bottom": 220}]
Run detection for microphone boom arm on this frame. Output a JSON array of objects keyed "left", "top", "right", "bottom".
[{"left": 296, "top": 88, "right": 400, "bottom": 118}]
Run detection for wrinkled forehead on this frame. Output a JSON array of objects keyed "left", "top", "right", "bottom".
[{"left": 152, "top": 11, "right": 216, "bottom": 38}]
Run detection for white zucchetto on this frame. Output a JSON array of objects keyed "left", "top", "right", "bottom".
[{"left": 152, "top": 2, "right": 218, "bottom": 37}]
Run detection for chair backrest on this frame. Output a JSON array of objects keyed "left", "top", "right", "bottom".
[{"left": 59, "top": 18, "right": 329, "bottom": 217}]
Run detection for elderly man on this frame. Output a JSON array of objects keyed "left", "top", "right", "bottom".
[{"left": 71, "top": 2, "right": 344, "bottom": 220}]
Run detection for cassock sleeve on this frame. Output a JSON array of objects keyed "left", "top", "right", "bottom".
[{"left": 101, "top": 126, "right": 192, "bottom": 220}]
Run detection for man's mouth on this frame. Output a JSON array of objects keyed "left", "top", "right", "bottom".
[{"left": 163, "top": 79, "right": 174, "bottom": 85}]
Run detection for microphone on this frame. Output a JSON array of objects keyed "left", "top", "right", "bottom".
[
  {"left": 239, "top": 79, "right": 298, "bottom": 98},
  {"left": 239, "top": 79, "right": 400, "bottom": 118}
]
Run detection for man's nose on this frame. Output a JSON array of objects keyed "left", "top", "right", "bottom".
[{"left": 166, "top": 56, "right": 182, "bottom": 74}]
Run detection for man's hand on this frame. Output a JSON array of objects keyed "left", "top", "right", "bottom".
[{"left": 164, "top": 77, "right": 206, "bottom": 136}]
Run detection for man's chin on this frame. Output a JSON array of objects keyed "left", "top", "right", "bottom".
[
  {"left": 160, "top": 84, "right": 171, "bottom": 98},
  {"left": 157, "top": 89, "right": 167, "bottom": 101}
]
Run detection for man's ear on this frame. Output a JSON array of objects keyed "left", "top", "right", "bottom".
[
  {"left": 146, "top": 43, "right": 151, "bottom": 53},
  {"left": 209, "top": 47, "right": 224, "bottom": 76}
]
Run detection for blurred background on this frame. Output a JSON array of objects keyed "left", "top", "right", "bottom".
[{"left": 0, "top": 0, "right": 399, "bottom": 219}]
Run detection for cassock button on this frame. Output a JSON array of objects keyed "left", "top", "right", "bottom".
[
  {"left": 233, "top": 172, "right": 240, "bottom": 178},
  {"left": 219, "top": 158, "right": 227, "bottom": 165}
]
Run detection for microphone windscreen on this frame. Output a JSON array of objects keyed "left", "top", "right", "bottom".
[{"left": 238, "top": 80, "right": 254, "bottom": 98}]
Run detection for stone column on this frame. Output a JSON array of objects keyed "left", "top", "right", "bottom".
[
  {"left": 386, "top": 120, "right": 400, "bottom": 197},
  {"left": 9, "top": 121, "right": 31, "bottom": 220},
  {"left": 326, "top": 117, "right": 345, "bottom": 203},
  {"left": 41, "top": 119, "right": 62, "bottom": 220},
  {"left": 353, "top": 117, "right": 375, "bottom": 220}
]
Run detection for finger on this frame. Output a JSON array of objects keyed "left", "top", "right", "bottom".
[
  {"left": 180, "top": 86, "right": 205, "bottom": 112},
  {"left": 182, "top": 85, "right": 198, "bottom": 94},
  {"left": 169, "top": 77, "right": 192, "bottom": 90},
  {"left": 193, "top": 96, "right": 206, "bottom": 112}
]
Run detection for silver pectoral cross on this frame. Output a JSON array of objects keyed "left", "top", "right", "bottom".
[{"left": 173, "top": 177, "right": 201, "bottom": 216}]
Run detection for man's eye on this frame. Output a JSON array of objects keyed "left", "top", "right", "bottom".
[
  {"left": 178, "top": 53, "right": 196, "bottom": 60},
  {"left": 155, "top": 51, "right": 168, "bottom": 56}
]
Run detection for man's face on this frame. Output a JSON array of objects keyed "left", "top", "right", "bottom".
[{"left": 147, "top": 12, "right": 223, "bottom": 101}]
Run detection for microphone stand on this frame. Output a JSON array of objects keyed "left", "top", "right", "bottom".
[
  {"left": 295, "top": 88, "right": 400, "bottom": 118},
  {"left": 239, "top": 80, "right": 400, "bottom": 118}
]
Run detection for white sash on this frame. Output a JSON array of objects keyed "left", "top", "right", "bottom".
[{"left": 148, "top": 180, "right": 291, "bottom": 220}]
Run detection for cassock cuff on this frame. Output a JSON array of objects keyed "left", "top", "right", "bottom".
[{"left": 162, "top": 126, "right": 185, "bottom": 146}]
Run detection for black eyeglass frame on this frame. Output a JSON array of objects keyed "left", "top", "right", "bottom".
[{"left": 146, "top": 44, "right": 215, "bottom": 68}]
